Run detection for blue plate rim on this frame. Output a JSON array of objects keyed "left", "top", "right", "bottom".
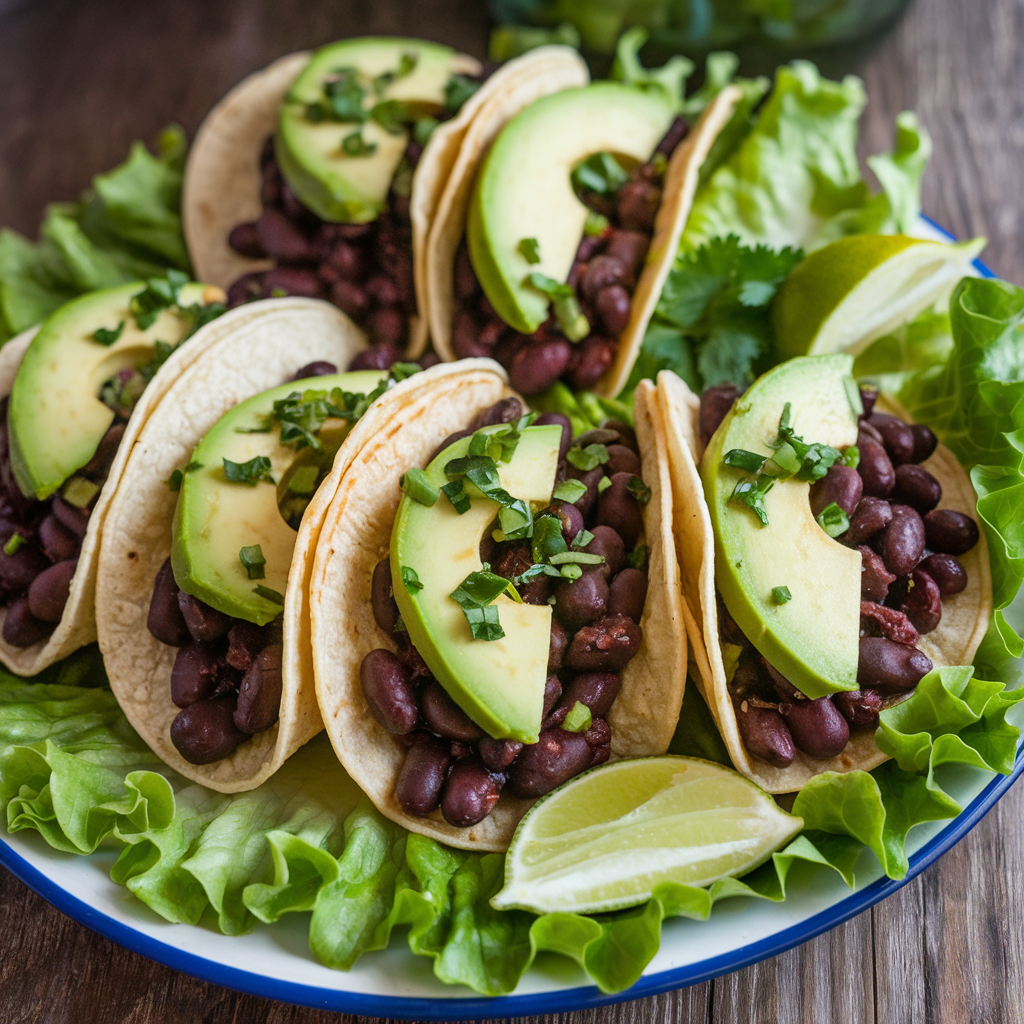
[{"left": 0, "top": 218, "right": 1006, "bottom": 1020}]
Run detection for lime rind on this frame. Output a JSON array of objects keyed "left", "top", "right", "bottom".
[{"left": 491, "top": 756, "right": 803, "bottom": 915}]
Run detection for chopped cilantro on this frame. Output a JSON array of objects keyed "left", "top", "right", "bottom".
[
  {"left": 597, "top": 475, "right": 612, "bottom": 494},
  {"left": 441, "top": 479, "right": 471, "bottom": 514},
  {"left": 566, "top": 443, "right": 609, "bottom": 472},
  {"left": 559, "top": 563, "right": 583, "bottom": 580},
  {"left": 370, "top": 99, "right": 411, "bottom": 135},
  {"left": 450, "top": 570, "right": 518, "bottom": 641},
  {"left": 129, "top": 269, "right": 188, "bottom": 330},
  {"left": 584, "top": 210, "right": 609, "bottom": 237},
  {"left": 166, "top": 459, "right": 202, "bottom": 492},
  {"left": 723, "top": 449, "right": 767, "bottom": 473},
  {"left": 571, "top": 528, "right": 594, "bottom": 549},
  {"left": 401, "top": 566, "right": 423, "bottom": 593},
  {"left": 771, "top": 585, "right": 792, "bottom": 605},
  {"left": 553, "top": 479, "right": 588, "bottom": 504},
  {"left": 729, "top": 474, "right": 774, "bottom": 526},
  {"left": 571, "top": 152, "right": 628, "bottom": 196},
  {"left": 531, "top": 513, "right": 568, "bottom": 564},
  {"left": 445, "top": 73, "right": 480, "bottom": 113},
  {"left": 563, "top": 701, "right": 593, "bottom": 733},
  {"left": 342, "top": 131, "right": 377, "bottom": 156},
  {"left": 772, "top": 403, "right": 843, "bottom": 482},
  {"left": 239, "top": 544, "right": 267, "bottom": 580},
  {"left": 3, "top": 533, "right": 24, "bottom": 556},
  {"left": 518, "top": 238, "right": 541, "bottom": 264},
  {"left": 626, "top": 543, "right": 649, "bottom": 570},
  {"left": 253, "top": 584, "right": 285, "bottom": 605},
  {"left": 626, "top": 475, "right": 652, "bottom": 506},
  {"left": 413, "top": 116, "right": 439, "bottom": 145},
  {"left": 527, "top": 272, "right": 590, "bottom": 342},
  {"left": 92, "top": 321, "right": 125, "bottom": 346},
  {"left": 223, "top": 455, "right": 275, "bottom": 485},
  {"left": 372, "top": 51, "right": 418, "bottom": 95}
]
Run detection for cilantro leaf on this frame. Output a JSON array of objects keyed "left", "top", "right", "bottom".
[
  {"left": 223, "top": 455, "right": 275, "bottom": 485},
  {"left": 450, "top": 570, "right": 518, "bottom": 641}
]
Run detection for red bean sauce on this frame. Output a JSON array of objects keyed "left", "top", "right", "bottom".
[
  {"left": 700, "top": 383, "right": 980, "bottom": 768},
  {"left": 359, "top": 399, "right": 651, "bottom": 829},
  {"left": 0, "top": 397, "right": 124, "bottom": 647},
  {"left": 450, "top": 117, "right": 690, "bottom": 396}
]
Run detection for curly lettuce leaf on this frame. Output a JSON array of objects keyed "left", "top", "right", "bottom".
[{"left": 899, "top": 277, "right": 1024, "bottom": 676}]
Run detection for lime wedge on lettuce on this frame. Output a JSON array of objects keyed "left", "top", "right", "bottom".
[
  {"left": 491, "top": 756, "right": 802, "bottom": 915},
  {"left": 772, "top": 233, "right": 985, "bottom": 361}
]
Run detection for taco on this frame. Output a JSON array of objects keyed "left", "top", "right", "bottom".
[
  {"left": 0, "top": 275, "right": 227, "bottom": 675},
  {"left": 95, "top": 296, "right": 385, "bottom": 792},
  {"left": 425, "top": 61, "right": 742, "bottom": 399},
  {"left": 308, "top": 364, "right": 685, "bottom": 850},
  {"left": 656, "top": 358, "right": 992, "bottom": 793},
  {"left": 183, "top": 37, "right": 587, "bottom": 364}
]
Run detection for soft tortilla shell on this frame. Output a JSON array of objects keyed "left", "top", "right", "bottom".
[
  {"left": 425, "top": 47, "right": 590, "bottom": 362},
  {"left": 96, "top": 298, "right": 366, "bottom": 793},
  {"left": 309, "top": 365, "right": 687, "bottom": 851},
  {"left": 183, "top": 47, "right": 481, "bottom": 358},
  {"left": 656, "top": 369, "right": 992, "bottom": 793}
]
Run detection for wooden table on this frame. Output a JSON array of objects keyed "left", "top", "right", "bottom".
[{"left": 0, "top": 0, "right": 1021, "bottom": 1020}]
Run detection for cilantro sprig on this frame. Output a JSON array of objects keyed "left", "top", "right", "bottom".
[{"left": 450, "top": 569, "right": 521, "bottom": 641}]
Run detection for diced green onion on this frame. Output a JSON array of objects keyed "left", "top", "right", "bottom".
[
  {"left": 287, "top": 465, "right": 320, "bottom": 496},
  {"left": 253, "top": 584, "right": 285, "bottom": 605},
  {"left": 771, "top": 585, "right": 792, "bottom": 605},
  {"left": 563, "top": 701, "right": 592, "bottom": 733},
  {"left": 62, "top": 477, "right": 100, "bottom": 509},
  {"left": 239, "top": 544, "right": 267, "bottom": 580},
  {"left": 815, "top": 502, "right": 850, "bottom": 538},
  {"left": 400, "top": 467, "right": 440, "bottom": 507}
]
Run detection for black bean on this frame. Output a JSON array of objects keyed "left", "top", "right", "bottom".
[
  {"left": 567, "top": 335, "right": 616, "bottom": 391},
  {"left": 761, "top": 659, "right": 805, "bottom": 702},
  {"left": 655, "top": 116, "right": 690, "bottom": 156},
  {"left": 177, "top": 592, "right": 230, "bottom": 643},
  {"left": 148, "top": 558, "right": 190, "bottom": 646},
  {"left": 858, "top": 421, "right": 884, "bottom": 447},
  {"left": 2, "top": 595, "right": 53, "bottom": 647},
  {"left": 471, "top": 398, "right": 524, "bottom": 429},
  {"left": 547, "top": 625, "right": 568, "bottom": 675},
  {"left": 583, "top": 717, "right": 612, "bottom": 751},
  {"left": 51, "top": 496, "right": 90, "bottom": 539},
  {"left": 920, "top": 553, "right": 967, "bottom": 595},
  {"left": 565, "top": 615, "right": 642, "bottom": 672},
  {"left": 418, "top": 352, "right": 441, "bottom": 370},
  {"left": 607, "top": 568, "right": 647, "bottom": 622},
  {"left": 877, "top": 504, "right": 926, "bottom": 577},
  {"left": 420, "top": 680, "right": 483, "bottom": 741},
  {"left": 234, "top": 644, "right": 283, "bottom": 734},
  {"left": 617, "top": 177, "right": 662, "bottom": 232},
  {"left": 898, "top": 569, "right": 943, "bottom": 635},
  {"left": 263, "top": 265, "right": 321, "bottom": 298},
  {"left": 171, "top": 698, "right": 247, "bottom": 765},
  {"left": 507, "top": 728, "right": 593, "bottom": 798},
  {"left": 360, "top": 649, "right": 419, "bottom": 735},
  {"left": 554, "top": 571, "right": 608, "bottom": 633},
  {"left": 348, "top": 344, "right": 400, "bottom": 372},
  {"left": 858, "top": 637, "right": 932, "bottom": 690},
  {"left": 454, "top": 245, "right": 478, "bottom": 300},
  {"left": 892, "top": 464, "right": 942, "bottom": 514},
  {"left": 509, "top": 338, "right": 573, "bottom": 395},
  {"left": 909, "top": 424, "right": 938, "bottom": 463},
  {"left": 227, "top": 272, "right": 266, "bottom": 308},
  {"left": 533, "top": 412, "right": 572, "bottom": 462},
  {"left": 396, "top": 734, "right": 451, "bottom": 817},
  {"left": 557, "top": 672, "right": 621, "bottom": 719},
  {"left": 368, "top": 307, "right": 407, "bottom": 348},
  {"left": 170, "top": 642, "right": 220, "bottom": 708},
  {"left": 923, "top": 509, "right": 980, "bottom": 555},
  {"left": 809, "top": 465, "right": 863, "bottom": 519},
  {"left": 27, "top": 559, "right": 76, "bottom": 623},
  {"left": 81, "top": 422, "right": 126, "bottom": 480},
  {"left": 833, "top": 689, "right": 884, "bottom": 728},
  {"left": 605, "top": 444, "right": 641, "bottom": 478},
  {"left": 37, "top": 515, "right": 78, "bottom": 564},
  {"left": 867, "top": 413, "right": 915, "bottom": 465},
  {"left": 605, "top": 230, "right": 649, "bottom": 281},
  {"left": 596, "top": 472, "right": 644, "bottom": 548},
  {"left": 580, "top": 255, "right": 628, "bottom": 302},
  {"left": 441, "top": 758, "right": 504, "bottom": 828},
  {"left": 735, "top": 701, "right": 795, "bottom": 768},
  {"left": 859, "top": 545, "right": 896, "bottom": 603},
  {"left": 330, "top": 279, "right": 369, "bottom": 318},
  {"left": 859, "top": 385, "right": 878, "bottom": 418},
  {"left": 547, "top": 499, "right": 585, "bottom": 544},
  {"left": 0, "top": 544, "right": 49, "bottom": 591},
  {"left": 257, "top": 208, "right": 316, "bottom": 263},
  {"left": 225, "top": 619, "right": 272, "bottom": 672},
  {"left": 478, "top": 736, "right": 524, "bottom": 773},
  {"left": 782, "top": 696, "right": 850, "bottom": 758},
  {"left": 371, "top": 557, "right": 398, "bottom": 636},
  {"left": 857, "top": 438, "right": 895, "bottom": 498},
  {"left": 542, "top": 674, "right": 563, "bottom": 721},
  {"left": 583, "top": 525, "right": 625, "bottom": 579},
  {"left": 565, "top": 466, "right": 604, "bottom": 519},
  {"left": 519, "top": 575, "right": 552, "bottom": 606},
  {"left": 228, "top": 221, "right": 266, "bottom": 258},
  {"left": 325, "top": 240, "right": 365, "bottom": 280},
  {"left": 490, "top": 542, "right": 532, "bottom": 582},
  {"left": 700, "top": 385, "right": 740, "bottom": 445},
  {"left": 291, "top": 361, "right": 337, "bottom": 381},
  {"left": 843, "top": 497, "right": 893, "bottom": 547},
  {"left": 861, "top": 599, "right": 920, "bottom": 647},
  {"left": 595, "top": 285, "right": 631, "bottom": 336}
]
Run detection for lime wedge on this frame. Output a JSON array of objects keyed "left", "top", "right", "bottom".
[
  {"left": 772, "top": 233, "right": 985, "bottom": 361},
  {"left": 491, "top": 756, "right": 802, "bottom": 915}
]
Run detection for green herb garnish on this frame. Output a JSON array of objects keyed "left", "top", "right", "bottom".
[
  {"left": 626, "top": 543, "right": 649, "bottom": 570},
  {"left": 400, "top": 468, "right": 440, "bottom": 507},
  {"left": 584, "top": 211, "right": 609, "bottom": 237},
  {"left": 842, "top": 446, "right": 861, "bottom": 469},
  {"left": 597, "top": 475, "right": 612, "bottom": 494},
  {"left": 166, "top": 459, "right": 202, "bottom": 491},
  {"left": 445, "top": 73, "right": 480, "bottom": 113},
  {"left": 372, "top": 52, "right": 418, "bottom": 95},
  {"left": 253, "top": 584, "right": 285, "bottom": 605},
  {"left": 223, "top": 456, "right": 275, "bottom": 485},
  {"left": 413, "top": 117, "right": 439, "bottom": 145},
  {"left": 548, "top": 551, "right": 605, "bottom": 566},
  {"left": 92, "top": 321, "right": 125, "bottom": 346},
  {"left": 441, "top": 479, "right": 471, "bottom": 514},
  {"left": 519, "top": 238, "right": 541, "bottom": 264},
  {"left": 626, "top": 475, "right": 651, "bottom": 506},
  {"left": 3, "top": 533, "right": 24, "bottom": 556},
  {"left": 773, "top": 403, "right": 843, "bottom": 482},
  {"left": 771, "top": 585, "right": 792, "bottom": 605},
  {"left": 342, "top": 130, "right": 377, "bottom": 156},
  {"left": 723, "top": 449, "right": 767, "bottom": 473},
  {"left": 370, "top": 99, "right": 411, "bottom": 135},
  {"left": 531, "top": 513, "right": 568, "bottom": 564},
  {"left": 239, "top": 544, "right": 267, "bottom": 580},
  {"left": 566, "top": 443, "right": 609, "bottom": 472},
  {"left": 129, "top": 269, "right": 188, "bottom": 330},
  {"left": 552, "top": 479, "right": 588, "bottom": 504},
  {"left": 450, "top": 570, "right": 518, "bottom": 641},
  {"left": 563, "top": 701, "right": 593, "bottom": 733},
  {"left": 816, "top": 501, "right": 850, "bottom": 538},
  {"left": 729, "top": 475, "right": 774, "bottom": 527},
  {"left": 287, "top": 465, "right": 320, "bottom": 496},
  {"left": 62, "top": 476, "right": 100, "bottom": 509},
  {"left": 571, "top": 152, "right": 628, "bottom": 196},
  {"left": 571, "top": 529, "right": 594, "bottom": 549},
  {"left": 527, "top": 272, "right": 590, "bottom": 342},
  {"left": 401, "top": 566, "right": 424, "bottom": 593}
]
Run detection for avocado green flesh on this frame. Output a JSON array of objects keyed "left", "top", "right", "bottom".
[
  {"left": 391, "top": 424, "right": 562, "bottom": 743},
  {"left": 467, "top": 82, "right": 674, "bottom": 335},
  {"left": 8, "top": 282, "right": 210, "bottom": 501},
  {"left": 700, "top": 355, "right": 862, "bottom": 700},
  {"left": 277, "top": 38, "right": 461, "bottom": 223},
  {"left": 171, "top": 370, "right": 384, "bottom": 625}
]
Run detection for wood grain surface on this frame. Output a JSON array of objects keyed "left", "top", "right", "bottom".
[{"left": 0, "top": 0, "right": 1022, "bottom": 1020}]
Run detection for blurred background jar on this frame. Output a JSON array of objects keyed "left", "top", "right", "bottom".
[{"left": 489, "top": 0, "right": 912, "bottom": 63}]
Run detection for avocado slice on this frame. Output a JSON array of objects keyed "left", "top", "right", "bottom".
[
  {"left": 700, "top": 355, "right": 862, "bottom": 700},
  {"left": 391, "top": 424, "right": 562, "bottom": 743},
  {"left": 466, "top": 82, "right": 674, "bottom": 335},
  {"left": 276, "top": 37, "right": 466, "bottom": 223},
  {"left": 171, "top": 370, "right": 384, "bottom": 625},
  {"left": 8, "top": 281, "right": 212, "bottom": 501}
]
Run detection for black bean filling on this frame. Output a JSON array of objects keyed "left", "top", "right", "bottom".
[
  {"left": 0, "top": 396, "right": 124, "bottom": 647},
  {"left": 450, "top": 117, "right": 690, "bottom": 396},
  {"left": 700, "top": 384, "right": 981, "bottom": 768},
  {"left": 360, "top": 399, "right": 650, "bottom": 829}
]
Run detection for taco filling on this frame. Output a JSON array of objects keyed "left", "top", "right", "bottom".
[
  {"left": 222, "top": 38, "right": 486, "bottom": 365},
  {"left": 697, "top": 357, "right": 984, "bottom": 773},
  {"left": 356, "top": 398, "right": 652, "bottom": 829},
  {"left": 0, "top": 275, "right": 223, "bottom": 650},
  {"left": 146, "top": 363, "right": 392, "bottom": 765}
]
